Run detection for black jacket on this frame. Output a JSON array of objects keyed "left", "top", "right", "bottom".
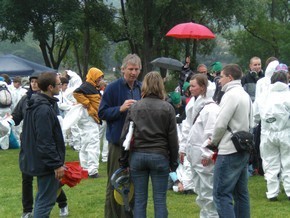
[
  {"left": 120, "top": 95, "right": 179, "bottom": 171},
  {"left": 12, "top": 89, "right": 38, "bottom": 126},
  {"left": 241, "top": 70, "right": 264, "bottom": 101},
  {"left": 19, "top": 93, "right": 65, "bottom": 176}
]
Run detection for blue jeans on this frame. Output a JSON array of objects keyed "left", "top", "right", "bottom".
[
  {"left": 213, "top": 152, "right": 250, "bottom": 218},
  {"left": 130, "top": 152, "right": 170, "bottom": 218},
  {"left": 34, "top": 173, "right": 59, "bottom": 218}
]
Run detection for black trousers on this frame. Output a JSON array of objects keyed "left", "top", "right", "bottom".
[{"left": 22, "top": 172, "right": 67, "bottom": 213}]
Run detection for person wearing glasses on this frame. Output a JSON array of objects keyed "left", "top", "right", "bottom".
[
  {"left": 98, "top": 54, "right": 142, "bottom": 218},
  {"left": 20, "top": 72, "right": 66, "bottom": 218},
  {"left": 73, "top": 67, "right": 104, "bottom": 179}
]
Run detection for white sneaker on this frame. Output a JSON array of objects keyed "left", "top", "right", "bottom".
[
  {"left": 21, "top": 212, "right": 33, "bottom": 218},
  {"left": 59, "top": 205, "right": 69, "bottom": 217}
]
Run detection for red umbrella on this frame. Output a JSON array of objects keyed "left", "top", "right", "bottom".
[
  {"left": 166, "top": 22, "right": 215, "bottom": 39},
  {"left": 60, "top": 161, "right": 88, "bottom": 187}
]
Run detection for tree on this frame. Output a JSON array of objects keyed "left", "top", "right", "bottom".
[
  {"left": 113, "top": 0, "right": 243, "bottom": 78},
  {"left": 0, "top": 0, "right": 116, "bottom": 78},
  {"left": 224, "top": 0, "right": 290, "bottom": 69},
  {"left": 0, "top": 0, "right": 82, "bottom": 69}
]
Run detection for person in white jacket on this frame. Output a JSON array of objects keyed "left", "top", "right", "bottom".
[
  {"left": 178, "top": 77, "right": 215, "bottom": 196},
  {"left": 254, "top": 64, "right": 290, "bottom": 201},
  {"left": 208, "top": 64, "right": 252, "bottom": 218},
  {"left": 184, "top": 74, "right": 219, "bottom": 218},
  {"left": 64, "top": 70, "right": 82, "bottom": 151}
]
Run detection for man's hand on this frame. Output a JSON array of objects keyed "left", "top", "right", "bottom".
[
  {"left": 54, "top": 166, "right": 65, "bottom": 180},
  {"left": 120, "top": 99, "right": 137, "bottom": 112}
]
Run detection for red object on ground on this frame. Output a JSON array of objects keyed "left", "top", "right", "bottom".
[
  {"left": 166, "top": 22, "right": 215, "bottom": 39},
  {"left": 61, "top": 161, "right": 88, "bottom": 187}
]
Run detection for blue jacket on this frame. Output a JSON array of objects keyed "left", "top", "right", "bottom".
[{"left": 98, "top": 77, "right": 141, "bottom": 145}]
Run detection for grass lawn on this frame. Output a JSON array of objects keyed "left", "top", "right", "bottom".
[{"left": 1, "top": 148, "right": 290, "bottom": 218}]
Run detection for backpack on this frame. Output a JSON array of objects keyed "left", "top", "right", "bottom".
[{"left": 0, "top": 84, "right": 12, "bottom": 108}]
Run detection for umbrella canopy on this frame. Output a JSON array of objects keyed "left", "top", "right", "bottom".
[
  {"left": 151, "top": 57, "right": 183, "bottom": 71},
  {"left": 0, "top": 54, "right": 57, "bottom": 77},
  {"left": 166, "top": 22, "right": 215, "bottom": 39}
]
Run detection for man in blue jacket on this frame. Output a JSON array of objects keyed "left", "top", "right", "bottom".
[
  {"left": 19, "top": 72, "right": 65, "bottom": 218},
  {"left": 99, "top": 54, "right": 142, "bottom": 218}
]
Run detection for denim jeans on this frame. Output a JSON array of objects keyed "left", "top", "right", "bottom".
[
  {"left": 34, "top": 173, "right": 59, "bottom": 218},
  {"left": 213, "top": 152, "right": 250, "bottom": 218},
  {"left": 130, "top": 152, "right": 170, "bottom": 218},
  {"left": 22, "top": 172, "right": 67, "bottom": 212}
]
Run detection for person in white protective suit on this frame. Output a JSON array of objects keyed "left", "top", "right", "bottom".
[
  {"left": 73, "top": 67, "right": 104, "bottom": 178},
  {"left": 254, "top": 64, "right": 290, "bottom": 201},
  {"left": 178, "top": 75, "right": 216, "bottom": 194},
  {"left": 183, "top": 74, "right": 219, "bottom": 217},
  {"left": 64, "top": 70, "right": 83, "bottom": 151},
  {"left": 8, "top": 76, "right": 27, "bottom": 144},
  {"left": 0, "top": 77, "right": 12, "bottom": 150},
  {"left": 179, "top": 74, "right": 216, "bottom": 162},
  {"left": 252, "top": 58, "right": 279, "bottom": 175}
]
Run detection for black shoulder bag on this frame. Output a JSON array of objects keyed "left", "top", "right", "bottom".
[{"left": 227, "top": 98, "right": 254, "bottom": 153}]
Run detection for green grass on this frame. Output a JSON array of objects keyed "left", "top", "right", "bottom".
[{"left": 1, "top": 148, "right": 290, "bottom": 218}]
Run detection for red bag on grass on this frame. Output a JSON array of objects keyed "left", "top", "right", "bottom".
[{"left": 60, "top": 161, "right": 88, "bottom": 187}]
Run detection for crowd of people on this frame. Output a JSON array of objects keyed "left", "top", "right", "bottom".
[{"left": 0, "top": 53, "right": 290, "bottom": 218}]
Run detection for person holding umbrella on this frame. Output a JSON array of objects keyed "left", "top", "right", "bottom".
[{"left": 179, "top": 56, "right": 194, "bottom": 93}]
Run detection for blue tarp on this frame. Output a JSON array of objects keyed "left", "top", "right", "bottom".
[{"left": 0, "top": 54, "right": 57, "bottom": 77}]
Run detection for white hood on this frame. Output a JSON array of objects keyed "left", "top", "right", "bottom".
[{"left": 265, "top": 60, "right": 279, "bottom": 78}]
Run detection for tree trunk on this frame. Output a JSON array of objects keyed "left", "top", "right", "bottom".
[
  {"left": 82, "top": 26, "right": 90, "bottom": 80},
  {"left": 39, "top": 40, "right": 52, "bottom": 68},
  {"left": 140, "top": 0, "right": 153, "bottom": 79}
]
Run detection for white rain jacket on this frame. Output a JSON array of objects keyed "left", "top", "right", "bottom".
[
  {"left": 65, "top": 70, "right": 82, "bottom": 103},
  {"left": 179, "top": 81, "right": 215, "bottom": 153}
]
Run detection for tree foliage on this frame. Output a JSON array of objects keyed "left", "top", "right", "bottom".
[
  {"left": 224, "top": 0, "right": 290, "bottom": 69},
  {"left": 113, "top": 0, "right": 243, "bottom": 78},
  {"left": 0, "top": 0, "right": 82, "bottom": 69},
  {"left": 0, "top": 0, "right": 116, "bottom": 77}
]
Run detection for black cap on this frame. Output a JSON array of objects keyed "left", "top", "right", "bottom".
[{"left": 29, "top": 72, "right": 41, "bottom": 81}]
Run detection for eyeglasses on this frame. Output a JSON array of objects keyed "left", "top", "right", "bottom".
[{"left": 55, "top": 83, "right": 62, "bottom": 86}]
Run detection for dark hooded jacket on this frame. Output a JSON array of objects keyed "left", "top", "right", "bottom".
[{"left": 19, "top": 93, "right": 65, "bottom": 176}]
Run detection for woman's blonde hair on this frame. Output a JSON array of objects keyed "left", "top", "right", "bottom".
[{"left": 141, "top": 71, "right": 166, "bottom": 100}]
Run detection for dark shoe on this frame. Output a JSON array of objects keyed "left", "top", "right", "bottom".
[
  {"left": 89, "top": 173, "right": 99, "bottom": 178},
  {"left": 183, "top": 189, "right": 196, "bottom": 195},
  {"left": 269, "top": 197, "right": 278, "bottom": 201}
]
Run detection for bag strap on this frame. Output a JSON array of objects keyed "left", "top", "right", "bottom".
[
  {"left": 192, "top": 101, "right": 216, "bottom": 125},
  {"left": 227, "top": 96, "right": 252, "bottom": 134}
]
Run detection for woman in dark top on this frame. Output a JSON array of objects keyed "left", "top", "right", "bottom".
[{"left": 120, "top": 71, "right": 179, "bottom": 218}]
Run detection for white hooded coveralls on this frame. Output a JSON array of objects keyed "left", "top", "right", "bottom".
[{"left": 254, "top": 81, "right": 290, "bottom": 199}]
